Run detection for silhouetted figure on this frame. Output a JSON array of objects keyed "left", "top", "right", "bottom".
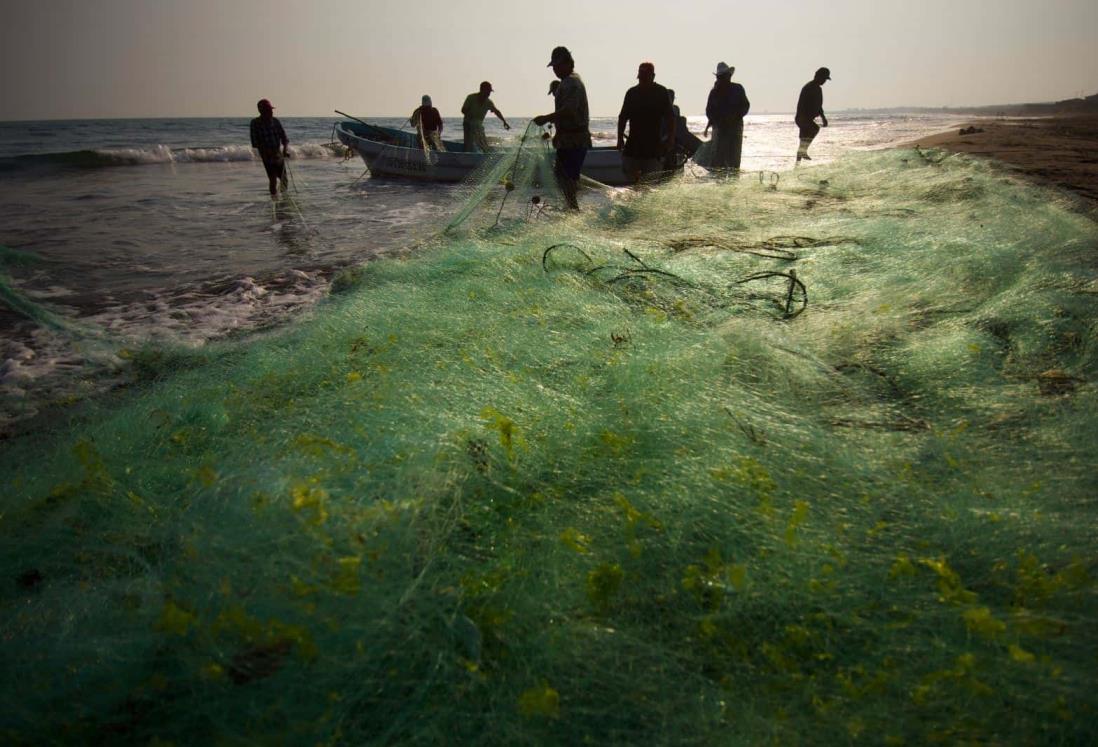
[
  {"left": 250, "top": 99, "right": 289, "bottom": 197},
  {"left": 409, "top": 95, "right": 444, "bottom": 151},
  {"left": 703, "top": 62, "right": 750, "bottom": 172},
  {"left": 534, "top": 46, "right": 592, "bottom": 209},
  {"left": 617, "top": 62, "right": 675, "bottom": 185},
  {"left": 796, "top": 67, "right": 831, "bottom": 163},
  {"left": 664, "top": 89, "right": 702, "bottom": 167},
  {"left": 461, "top": 81, "right": 510, "bottom": 153}
]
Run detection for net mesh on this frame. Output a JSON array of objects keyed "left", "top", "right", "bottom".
[{"left": 2, "top": 145, "right": 1097, "bottom": 744}]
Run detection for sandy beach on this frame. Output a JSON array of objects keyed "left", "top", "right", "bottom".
[{"left": 911, "top": 114, "right": 1098, "bottom": 206}]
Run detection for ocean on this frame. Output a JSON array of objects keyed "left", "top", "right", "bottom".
[{"left": 0, "top": 112, "right": 966, "bottom": 431}]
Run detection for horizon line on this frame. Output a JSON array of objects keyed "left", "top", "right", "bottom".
[{"left": 0, "top": 106, "right": 1045, "bottom": 125}]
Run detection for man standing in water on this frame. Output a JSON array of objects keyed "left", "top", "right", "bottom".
[
  {"left": 461, "top": 81, "right": 510, "bottom": 153},
  {"left": 250, "top": 99, "right": 289, "bottom": 197},
  {"left": 617, "top": 61, "right": 675, "bottom": 185},
  {"left": 410, "top": 95, "right": 444, "bottom": 151},
  {"left": 795, "top": 67, "right": 831, "bottom": 163},
  {"left": 703, "top": 62, "right": 750, "bottom": 173},
  {"left": 534, "top": 46, "right": 591, "bottom": 210}
]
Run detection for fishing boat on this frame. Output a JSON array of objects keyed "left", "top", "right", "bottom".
[{"left": 334, "top": 120, "right": 635, "bottom": 186}]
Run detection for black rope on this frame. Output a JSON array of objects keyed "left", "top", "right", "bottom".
[
  {"left": 736, "top": 271, "right": 808, "bottom": 318},
  {"left": 758, "top": 171, "right": 781, "bottom": 190},
  {"left": 541, "top": 244, "right": 809, "bottom": 319},
  {"left": 542, "top": 243, "right": 591, "bottom": 272},
  {"left": 665, "top": 234, "right": 858, "bottom": 261},
  {"left": 607, "top": 267, "right": 692, "bottom": 285}
]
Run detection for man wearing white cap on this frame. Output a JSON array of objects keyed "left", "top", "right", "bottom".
[
  {"left": 703, "top": 62, "right": 750, "bottom": 172},
  {"left": 409, "top": 95, "right": 444, "bottom": 151}
]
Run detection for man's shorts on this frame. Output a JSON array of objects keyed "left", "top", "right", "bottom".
[
  {"left": 621, "top": 155, "right": 663, "bottom": 182},
  {"left": 796, "top": 119, "right": 821, "bottom": 140},
  {"left": 555, "top": 148, "right": 588, "bottom": 181},
  {"left": 262, "top": 154, "right": 286, "bottom": 180},
  {"left": 463, "top": 121, "right": 489, "bottom": 153}
]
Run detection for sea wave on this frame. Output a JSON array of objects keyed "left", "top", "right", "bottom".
[
  {"left": 0, "top": 265, "right": 336, "bottom": 431},
  {"left": 0, "top": 141, "right": 343, "bottom": 171}
]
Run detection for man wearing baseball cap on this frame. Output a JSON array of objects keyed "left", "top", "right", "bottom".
[
  {"left": 617, "top": 61, "right": 675, "bottom": 185},
  {"left": 533, "top": 46, "right": 591, "bottom": 209},
  {"left": 795, "top": 67, "right": 831, "bottom": 163},
  {"left": 249, "top": 98, "right": 290, "bottom": 197},
  {"left": 461, "top": 81, "right": 511, "bottom": 153}
]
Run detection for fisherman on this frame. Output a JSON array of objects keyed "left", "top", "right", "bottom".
[
  {"left": 795, "top": 67, "right": 831, "bottom": 163},
  {"left": 409, "top": 95, "right": 444, "bottom": 151},
  {"left": 617, "top": 62, "right": 675, "bottom": 185},
  {"left": 703, "top": 62, "right": 750, "bottom": 172},
  {"left": 663, "top": 89, "right": 702, "bottom": 168},
  {"left": 461, "top": 81, "right": 510, "bottom": 153},
  {"left": 249, "top": 98, "right": 289, "bottom": 197},
  {"left": 533, "top": 46, "right": 592, "bottom": 210}
]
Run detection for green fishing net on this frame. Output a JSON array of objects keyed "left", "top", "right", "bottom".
[{"left": 2, "top": 143, "right": 1097, "bottom": 744}]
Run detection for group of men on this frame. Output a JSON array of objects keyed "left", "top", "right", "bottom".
[
  {"left": 530, "top": 47, "right": 832, "bottom": 205},
  {"left": 409, "top": 81, "right": 512, "bottom": 153},
  {"left": 250, "top": 48, "right": 832, "bottom": 205},
  {"left": 408, "top": 46, "right": 595, "bottom": 210}
]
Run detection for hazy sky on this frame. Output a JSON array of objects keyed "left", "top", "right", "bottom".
[{"left": 1, "top": 0, "right": 1096, "bottom": 120}]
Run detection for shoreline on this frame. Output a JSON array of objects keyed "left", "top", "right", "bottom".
[{"left": 907, "top": 113, "right": 1098, "bottom": 206}]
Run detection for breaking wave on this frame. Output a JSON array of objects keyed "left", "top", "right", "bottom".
[{"left": 0, "top": 142, "right": 343, "bottom": 172}]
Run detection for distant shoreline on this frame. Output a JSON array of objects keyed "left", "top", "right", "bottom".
[{"left": 907, "top": 113, "right": 1098, "bottom": 206}]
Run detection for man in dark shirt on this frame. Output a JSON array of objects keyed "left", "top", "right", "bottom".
[
  {"left": 249, "top": 98, "right": 289, "bottom": 197},
  {"left": 663, "top": 90, "right": 702, "bottom": 168},
  {"left": 795, "top": 67, "right": 831, "bottom": 163},
  {"left": 704, "top": 62, "right": 750, "bottom": 172},
  {"left": 410, "top": 95, "right": 444, "bottom": 151},
  {"left": 617, "top": 61, "right": 675, "bottom": 185}
]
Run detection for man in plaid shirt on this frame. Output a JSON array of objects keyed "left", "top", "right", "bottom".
[{"left": 250, "top": 98, "right": 289, "bottom": 196}]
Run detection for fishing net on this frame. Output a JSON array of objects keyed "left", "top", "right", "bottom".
[{"left": 2, "top": 143, "right": 1097, "bottom": 745}]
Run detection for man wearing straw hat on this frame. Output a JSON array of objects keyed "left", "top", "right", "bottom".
[{"left": 703, "top": 62, "right": 750, "bottom": 172}]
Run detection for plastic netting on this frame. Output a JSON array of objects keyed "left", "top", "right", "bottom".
[{"left": 2, "top": 145, "right": 1097, "bottom": 744}]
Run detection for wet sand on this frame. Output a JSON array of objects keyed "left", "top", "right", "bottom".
[{"left": 909, "top": 114, "right": 1098, "bottom": 206}]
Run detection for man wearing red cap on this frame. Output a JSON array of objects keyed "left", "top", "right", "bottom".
[
  {"left": 617, "top": 62, "right": 675, "bottom": 185},
  {"left": 250, "top": 99, "right": 289, "bottom": 196}
]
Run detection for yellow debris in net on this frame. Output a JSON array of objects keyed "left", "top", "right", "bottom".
[
  {"left": 518, "top": 683, "right": 560, "bottom": 719},
  {"left": 156, "top": 601, "right": 196, "bottom": 636}
]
